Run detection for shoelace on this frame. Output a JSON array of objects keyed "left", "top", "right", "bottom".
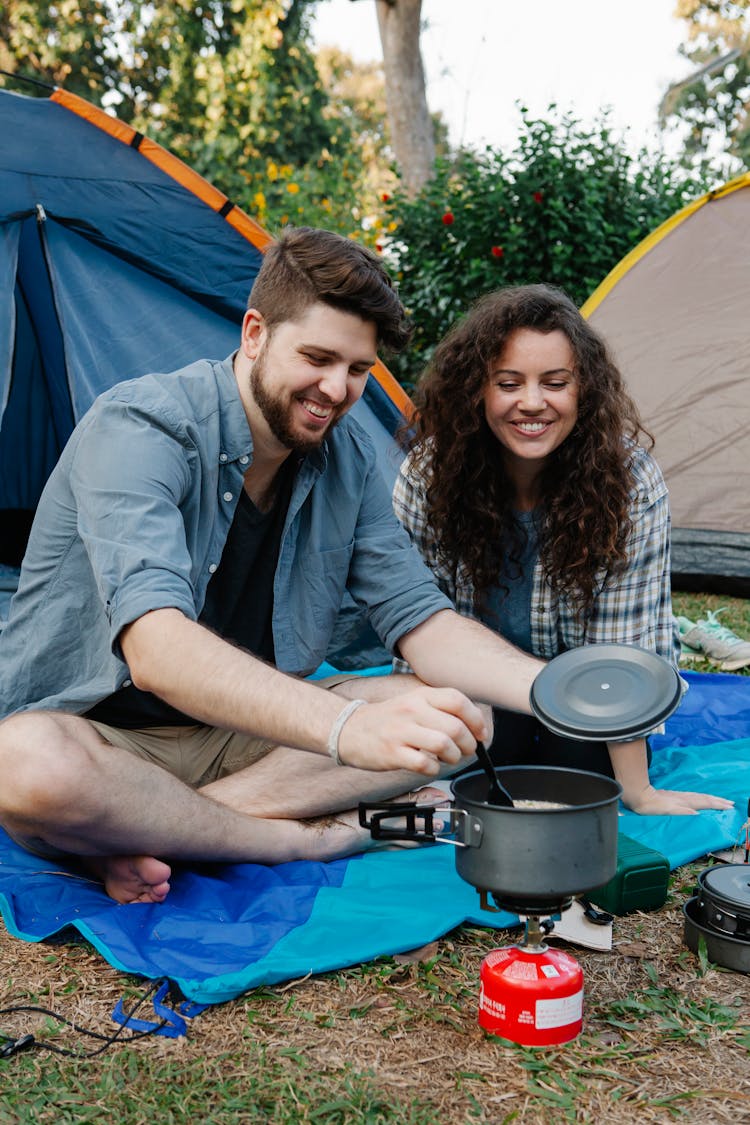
[{"left": 699, "top": 608, "right": 745, "bottom": 644}]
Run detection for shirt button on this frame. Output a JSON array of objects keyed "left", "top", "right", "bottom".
[
  {"left": 209, "top": 563, "right": 218, "bottom": 574},
  {"left": 219, "top": 453, "right": 228, "bottom": 463},
  {"left": 223, "top": 491, "right": 233, "bottom": 502},
  {"left": 239, "top": 455, "right": 249, "bottom": 465},
  {"left": 122, "top": 679, "right": 132, "bottom": 688}
]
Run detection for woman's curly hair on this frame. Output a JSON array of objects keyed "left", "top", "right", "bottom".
[{"left": 406, "top": 284, "right": 651, "bottom": 617}]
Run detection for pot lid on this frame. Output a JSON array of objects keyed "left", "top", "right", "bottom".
[
  {"left": 699, "top": 864, "right": 750, "bottom": 910},
  {"left": 530, "top": 644, "right": 683, "bottom": 741}
]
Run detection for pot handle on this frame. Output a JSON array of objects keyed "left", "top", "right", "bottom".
[
  {"left": 358, "top": 801, "right": 482, "bottom": 848},
  {"left": 358, "top": 799, "right": 442, "bottom": 842}
]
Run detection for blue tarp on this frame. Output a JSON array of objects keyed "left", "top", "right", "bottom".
[{"left": 0, "top": 671, "right": 748, "bottom": 1004}]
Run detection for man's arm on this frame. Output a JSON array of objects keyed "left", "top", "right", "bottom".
[
  {"left": 121, "top": 607, "right": 489, "bottom": 776},
  {"left": 398, "top": 609, "right": 543, "bottom": 715}
]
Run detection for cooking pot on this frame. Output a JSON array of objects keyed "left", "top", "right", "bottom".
[
  {"left": 361, "top": 644, "right": 680, "bottom": 915},
  {"left": 683, "top": 864, "right": 750, "bottom": 974},
  {"left": 360, "top": 765, "right": 622, "bottom": 914},
  {"left": 695, "top": 864, "right": 750, "bottom": 938}
]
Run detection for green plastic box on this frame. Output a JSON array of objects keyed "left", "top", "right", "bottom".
[{"left": 587, "top": 834, "right": 670, "bottom": 915}]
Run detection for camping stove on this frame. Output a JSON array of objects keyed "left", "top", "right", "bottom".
[
  {"left": 477, "top": 892, "right": 584, "bottom": 1046},
  {"left": 360, "top": 765, "right": 622, "bottom": 1048},
  {"left": 363, "top": 645, "right": 684, "bottom": 1046}
]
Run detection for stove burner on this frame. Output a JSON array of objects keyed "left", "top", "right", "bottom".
[{"left": 487, "top": 889, "right": 574, "bottom": 918}]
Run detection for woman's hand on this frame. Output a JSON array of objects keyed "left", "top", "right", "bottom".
[
  {"left": 609, "top": 738, "right": 734, "bottom": 817},
  {"left": 623, "top": 784, "right": 734, "bottom": 817}
]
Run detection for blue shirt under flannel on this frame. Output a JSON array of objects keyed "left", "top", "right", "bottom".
[{"left": 392, "top": 443, "right": 681, "bottom": 670}]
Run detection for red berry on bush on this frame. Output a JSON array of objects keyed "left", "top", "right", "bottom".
[
  {"left": 491, "top": 245, "right": 504, "bottom": 258},
  {"left": 532, "top": 191, "right": 544, "bottom": 203},
  {"left": 442, "top": 211, "right": 454, "bottom": 225},
  {"left": 381, "top": 192, "right": 390, "bottom": 203}
]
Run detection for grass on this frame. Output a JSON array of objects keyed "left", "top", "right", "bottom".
[
  {"left": 2, "top": 868, "right": 750, "bottom": 1123},
  {"left": 1, "top": 594, "right": 749, "bottom": 1123}
]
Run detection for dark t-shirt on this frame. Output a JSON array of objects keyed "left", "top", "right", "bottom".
[{"left": 85, "top": 460, "right": 296, "bottom": 728}]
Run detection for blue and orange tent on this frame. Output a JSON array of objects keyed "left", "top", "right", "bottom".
[{"left": 0, "top": 85, "right": 412, "bottom": 658}]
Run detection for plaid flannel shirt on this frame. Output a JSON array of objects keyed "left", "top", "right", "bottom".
[{"left": 392, "top": 443, "right": 681, "bottom": 672}]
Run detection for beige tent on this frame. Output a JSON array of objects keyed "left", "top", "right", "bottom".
[{"left": 582, "top": 172, "right": 750, "bottom": 596}]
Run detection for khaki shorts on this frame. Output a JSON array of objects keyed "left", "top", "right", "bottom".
[
  {"left": 8, "top": 674, "right": 358, "bottom": 861},
  {"left": 89, "top": 673, "right": 358, "bottom": 788}
]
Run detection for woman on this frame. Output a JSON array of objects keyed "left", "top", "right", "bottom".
[{"left": 394, "top": 285, "right": 730, "bottom": 816}]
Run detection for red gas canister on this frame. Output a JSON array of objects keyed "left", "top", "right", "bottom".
[{"left": 478, "top": 945, "right": 584, "bottom": 1046}]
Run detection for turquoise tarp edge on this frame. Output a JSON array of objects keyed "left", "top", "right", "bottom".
[
  {"left": 146, "top": 739, "right": 750, "bottom": 1003},
  {"left": 617, "top": 737, "right": 749, "bottom": 868},
  {"left": 162, "top": 846, "right": 517, "bottom": 1004}
]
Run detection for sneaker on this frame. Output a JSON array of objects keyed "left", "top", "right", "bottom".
[
  {"left": 677, "top": 616, "right": 706, "bottom": 664},
  {"left": 678, "top": 609, "right": 750, "bottom": 672}
]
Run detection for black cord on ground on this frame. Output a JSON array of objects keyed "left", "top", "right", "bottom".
[{"left": 0, "top": 977, "right": 169, "bottom": 1059}]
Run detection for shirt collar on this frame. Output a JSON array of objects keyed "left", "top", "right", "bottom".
[
  {"left": 216, "top": 353, "right": 253, "bottom": 461},
  {"left": 216, "top": 352, "right": 330, "bottom": 473}
]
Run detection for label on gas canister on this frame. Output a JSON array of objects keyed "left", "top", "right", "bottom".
[{"left": 535, "top": 990, "right": 583, "bottom": 1029}]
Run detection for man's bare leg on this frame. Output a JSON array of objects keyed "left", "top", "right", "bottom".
[
  {"left": 200, "top": 673, "right": 480, "bottom": 818},
  {"left": 0, "top": 695, "right": 453, "bottom": 903}
]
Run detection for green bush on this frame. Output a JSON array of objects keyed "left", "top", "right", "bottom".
[{"left": 381, "top": 109, "right": 712, "bottom": 388}]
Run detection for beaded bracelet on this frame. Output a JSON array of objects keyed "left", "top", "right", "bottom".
[{"left": 327, "top": 698, "right": 367, "bottom": 766}]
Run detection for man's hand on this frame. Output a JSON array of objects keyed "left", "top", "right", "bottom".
[
  {"left": 336, "top": 686, "right": 488, "bottom": 775},
  {"left": 623, "top": 784, "right": 734, "bottom": 817}
]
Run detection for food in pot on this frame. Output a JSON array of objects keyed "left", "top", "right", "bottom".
[{"left": 511, "top": 799, "right": 570, "bottom": 810}]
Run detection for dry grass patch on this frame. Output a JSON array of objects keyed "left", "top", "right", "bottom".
[{"left": 1, "top": 865, "right": 749, "bottom": 1124}]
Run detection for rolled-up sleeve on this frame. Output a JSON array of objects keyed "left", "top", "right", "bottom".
[
  {"left": 583, "top": 451, "right": 680, "bottom": 666},
  {"left": 69, "top": 400, "right": 199, "bottom": 653}
]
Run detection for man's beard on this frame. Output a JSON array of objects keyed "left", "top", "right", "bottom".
[{"left": 250, "top": 346, "right": 339, "bottom": 455}]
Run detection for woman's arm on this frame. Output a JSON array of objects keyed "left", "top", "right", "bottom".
[
  {"left": 608, "top": 739, "right": 734, "bottom": 815},
  {"left": 562, "top": 451, "right": 732, "bottom": 814}
]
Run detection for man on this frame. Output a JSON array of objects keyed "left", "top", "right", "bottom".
[{"left": 0, "top": 227, "right": 542, "bottom": 905}]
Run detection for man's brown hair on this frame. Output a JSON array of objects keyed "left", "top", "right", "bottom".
[{"left": 248, "top": 226, "right": 412, "bottom": 353}]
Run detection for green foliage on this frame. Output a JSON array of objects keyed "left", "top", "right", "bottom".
[
  {"left": 0, "top": 0, "right": 389, "bottom": 243},
  {"left": 2, "top": 1, "right": 327, "bottom": 157},
  {"left": 380, "top": 109, "right": 712, "bottom": 387},
  {"left": 0, "top": 1045, "right": 445, "bottom": 1124},
  {"left": 665, "top": 0, "right": 750, "bottom": 168},
  {"left": 605, "top": 983, "right": 743, "bottom": 1046}
]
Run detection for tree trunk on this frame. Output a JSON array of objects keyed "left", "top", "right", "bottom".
[{"left": 374, "top": 0, "right": 435, "bottom": 195}]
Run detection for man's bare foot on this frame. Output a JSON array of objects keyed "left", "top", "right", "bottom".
[{"left": 86, "top": 855, "right": 172, "bottom": 904}]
